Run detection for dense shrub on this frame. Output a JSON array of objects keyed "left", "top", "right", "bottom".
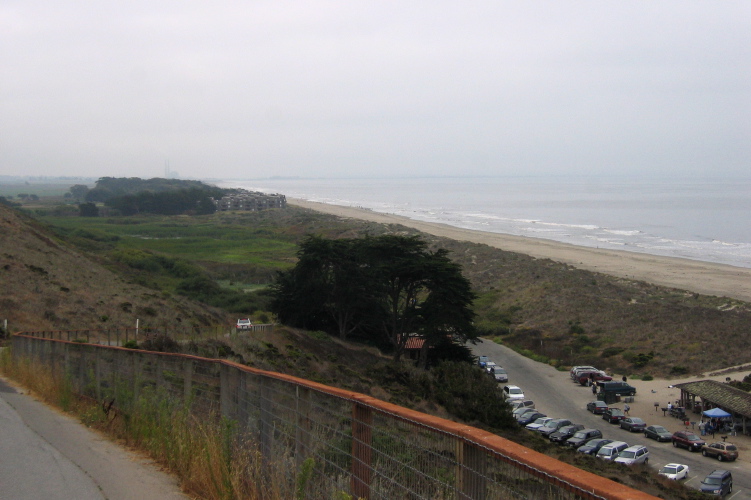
[
  {"left": 601, "top": 347, "right": 625, "bottom": 358},
  {"left": 428, "top": 361, "right": 515, "bottom": 429},
  {"left": 140, "top": 334, "right": 180, "bottom": 352}
]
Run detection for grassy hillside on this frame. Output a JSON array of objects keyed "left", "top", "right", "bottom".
[
  {"left": 0, "top": 204, "right": 230, "bottom": 332},
  {"left": 8, "top": 199, "right": 750, "bottom": 378}
]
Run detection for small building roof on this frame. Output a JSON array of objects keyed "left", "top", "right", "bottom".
[{"left": 674, "top": 379, "right": 751, "bottom": 417}]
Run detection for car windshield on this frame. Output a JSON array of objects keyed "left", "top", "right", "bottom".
[
  {"left": 630, "top": 418, "right": 644, "bottom": 424},
  {"left": 610, "top": 409, "right": 624, "bottom": 415},
  {"left": 573, "top": 432, "right": 587, "bottom": 439},
  {"left": 703, "top": 477, "right": 721, "bottom": 486},
  {"left": 543, "top": 421, "right": 559, "bottom": 428},
  {"left": 652, "top": 426, "right": 667, "bottom": 433},
  {"left": 496, "top": 368, "right": 507, "bottom": 374},
  {"left": 531, "top": 418, "right": 547, "bottom": 425},
  {"left": 660, "top": 466, "right": 678, "bottom": 474},
  {"left": 619, "top": 451, "right": 636, "bottom": 459},
  {"left": 686, "top": 434, "right": 701, "bottom": 441},
  {"left": 509, "top": 388, "right": 522, "bottom": 394}
]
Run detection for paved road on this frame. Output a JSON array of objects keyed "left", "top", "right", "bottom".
[
  {"left": 473, "top": 340, "right": 751, "bottom": 499},
  {"left": 0, "top": 375, "right": 188, "bottom": 500}
]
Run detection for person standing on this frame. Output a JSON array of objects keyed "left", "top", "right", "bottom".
[
  {"left": 592, "top": 382, "right": 597, "bottom": 395},
  {"left": 624, "top": 403, "right": 630, "bottom": 416}
]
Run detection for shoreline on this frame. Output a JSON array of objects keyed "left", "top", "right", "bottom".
[{"left": 289, "top": 198, "right": 751, "bottom": 303}]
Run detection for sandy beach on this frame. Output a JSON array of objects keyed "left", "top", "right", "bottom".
[{"left": 289, "top": 198, "right": 751, "bottom": 303}]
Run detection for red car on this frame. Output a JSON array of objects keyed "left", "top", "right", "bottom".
[
  {"left": 672, "top": 431, "right": 706, "bottom": 452},
  {"left": 578, "top": 370, "right": 613, "bottom": 386}
]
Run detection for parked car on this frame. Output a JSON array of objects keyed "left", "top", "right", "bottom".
[
  {"left": 658, "top": 463, "right": 689, "bottom": 480},
  {"left": 577, "top": 438, "right": 613, "bottom": 455},
  {"left": 525, "top": 417, "right": 553, "bottom": 432},
  {"left": 586, "top": 400, "right": 609, "bottom": 414},
  {"left": 570, "top": 366, "right": 597, "bottom": 380},
  {"left": 702, "top": 442, "right": 739, "bottom": 462},
  {"left": 598, "top": 381, "right": 636, "bottom": 396},
  {"left": 620, "top": 417, "right": 647, "bottom": 432},
  {"left": 484, "top": 361, "right": 497, "bottom": 373},
  {"left": 565, "top": 428, "right": 603, "bottom": 448},
  {"left": 538, "top": 418, "right": 573, "bottom": 437},
  {"left": 503, "top": 385, "right": 525, "bottom": 401},
  {"left": 517, "top": 411, "right": 547, "bottom": 427},
  {"left": 513, "top": 407, "right": 537, "bottom": 420},
  {"left": 643, "top": 425, "right": 672, "bottom": 442},
  {"left": 488, "top": 365, "right": 508, "bottom": 383},
  {"left": 478, "top": 355, "right": 490, "bottom": 367},
  {"left": 602, "top": 408, "right": 626, "bottom": 424},
  {"left": 614, "top": 445, "right": 649, "bottom": 465},
  {"left": 699, "top": 469, "right": 733, "bottom": 497},
  {"left": 596, "top": 441, "right": 629, "bottom": 461},
  {"left": 549, "top": 424, "right": 585, "bottom": 444},
  {"left": 236, "top": 318, "right": 253, "bottom": 330},
  {"left": 508, "top": 399, "right": 535, "bottom": 411},
  {"left": 577, "top": 370, "right": 613, "bottom": 386},
  {"left": 671, "top": 431, "right": 705, "bottom": 452}
]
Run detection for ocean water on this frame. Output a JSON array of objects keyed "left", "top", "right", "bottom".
[{"left": 222, "top": 176, "right": 751, "bottom": 269}]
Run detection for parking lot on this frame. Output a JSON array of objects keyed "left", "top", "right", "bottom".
[{"left": 474, "top": 340, "right": 751, "bottom": 499}]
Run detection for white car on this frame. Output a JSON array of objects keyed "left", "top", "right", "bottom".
[
  {"left": 503, "top": 385, "right": 525, "bottom": 400},
  {"left": 658, "top": 463, "right": 689, "bottom": 480},
  {"left": 525, "top": 417, "right": 553, "bottom": 431},
  {"left": 613, "top": 445, "right": 649, "bottom": 465},
  {"left": 236, "top": 318, "right": 253, "bottom": 330},
  {"left": 484, "top": 361, "right": 497, "bottom": 373}
]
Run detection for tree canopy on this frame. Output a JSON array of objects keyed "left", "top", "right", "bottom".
[{"left": 270, "top": 234, "right": 478, "bottom": 366}]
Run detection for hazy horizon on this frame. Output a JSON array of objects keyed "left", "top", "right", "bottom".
[{"left": 2, "top": 2, "right": 749, "bottom": 181}]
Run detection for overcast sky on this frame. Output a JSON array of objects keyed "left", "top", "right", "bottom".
[{"left": 1, "top": 2, "right": 749, "bottom": 180}]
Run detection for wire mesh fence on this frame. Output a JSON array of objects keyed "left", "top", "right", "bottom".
[
  {"left": 12, "top": 333, "right": 657, "bottom": 500},
  {"left": 25, "top": 325, "right": 273, "bottom": 346}
]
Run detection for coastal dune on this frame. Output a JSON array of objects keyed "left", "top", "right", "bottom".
[{"left": 290, "top": 198, "right": 751, "bottom": 303}]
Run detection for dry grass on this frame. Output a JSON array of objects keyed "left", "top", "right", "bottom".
[{"left": 0, "top": 348, "right": 331, "bottom": 500}]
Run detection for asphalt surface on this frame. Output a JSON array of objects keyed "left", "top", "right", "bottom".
[
  {"left": 473, "top": 340, "right": 751, "bottom": 499},
  {"left": 0, "top": 375, "right": 188, "bottom": 500}
]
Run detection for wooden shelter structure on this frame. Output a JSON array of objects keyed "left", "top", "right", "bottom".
[{"left": 674, "top": 380, "right": 751, "bottom": 434}]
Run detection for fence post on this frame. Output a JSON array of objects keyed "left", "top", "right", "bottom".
[
  {"left": 183, "top": 359, "right": 193, "bottom": 405},
  {"left": 351, "top": 403, "right": 373, "bottom": 499},
  {"left": 220, "top": 364, "right": 240, "bottom": 421},
  {"left": 132, "top": 351, "right": 141, "bottom": 400},
  {"left": 295, "top": 386, "right": 312, "bottom": 471},
  {"left": 259, "top": 377, "right": 273, "bottom": 464},
  {"left": 94, "top": 347, "right": 102, "bottom": 400},
  {"left": 456, "top": 441, "right": 487, "bottom": 500},
  {"left": 155, "top": 355, "right": 164, "bottom": 389}
]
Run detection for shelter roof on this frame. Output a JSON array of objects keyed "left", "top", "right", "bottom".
[{"left": 674, "top": 380, "right": 751, "bottom": 417}]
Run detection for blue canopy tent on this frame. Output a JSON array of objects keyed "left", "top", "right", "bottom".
[{"left": 703, "top": 408, "right": 731, "bottom": 418}]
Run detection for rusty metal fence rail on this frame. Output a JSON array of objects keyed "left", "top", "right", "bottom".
[{"left": 11, "top": 333, "right": 657, "bottom": 500}]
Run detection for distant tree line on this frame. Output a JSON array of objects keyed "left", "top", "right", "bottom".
[
  {"left": 70, "top": 177, "right": 233, "bottom": 216},
  {"left": 270, "top": 234, "right": 479, "bottom": 367},
  {"left": 103, "top": 187, "right": 222, "bottom": 215},
  {"left": 85, "top": 177, "right": 216, "bottom": 203}
]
